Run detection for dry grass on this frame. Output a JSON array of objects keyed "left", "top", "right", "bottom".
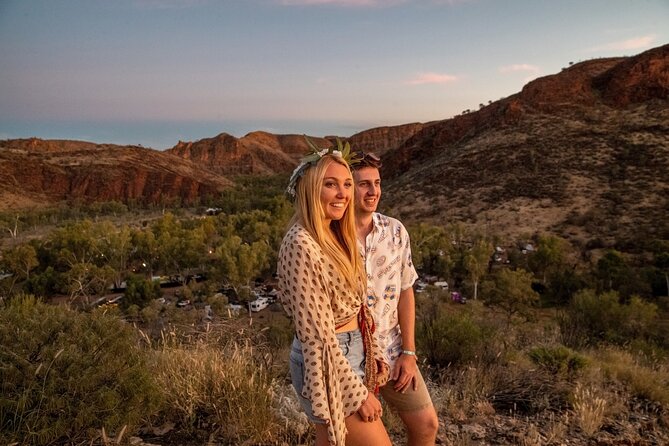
[
  {"left": 592, "top": 347, "right": 669, "bottom": 406},
  {"left": 147, "top": 324, "right": 303, "bottom": 444},
  {"left": 571, "top": 382, "right": 607, "bottom": 436}
]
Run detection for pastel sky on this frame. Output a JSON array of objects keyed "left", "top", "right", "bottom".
[{"left": 1, "top": 0, "right": 667, "bottom": 149}]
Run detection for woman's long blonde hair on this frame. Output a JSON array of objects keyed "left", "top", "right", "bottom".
[{"left": 289, "top": 155, "right": 364, "bottom": 295}]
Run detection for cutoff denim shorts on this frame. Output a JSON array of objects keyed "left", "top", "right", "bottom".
[{"left": 289, "top": 330, "right": 366, "bottom": 424}]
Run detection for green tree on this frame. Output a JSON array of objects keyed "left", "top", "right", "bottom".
[
  {"left": 0, "top": 213, "right": 20, "bottom": 238},
  {"left": 559, "top": 289, "right": 659, "bottom": 348},
  {"left": 1, "top": 244, "right": 38, "bottom": 295},
  {"left": 464, "top": 237, "right": 493, "bottom": 300},
  {"left": 122, "top": 274, "right": 162, "bottom": 310},
  {"left": 213, "top": 235, "right": 271, "bottom": 299},
  {"left": 45, "top": 220, "right": 114, "bottom": 302},
  {"left": 65, "top": 263, "right": 114, "bottom": 304},
  {"left": 596, "top": 250, "right": 628, "bottom": 291},
  {"left": 131, "top": 227, "right": 159, "bottom": 278},
  {"left": 528, "top": 235, "right": 569, "bottom": 284},
  {"left": 48, "top": 220, "right": 101, "bottom": 269},
  {"left": 95, "top": 221, "right": 132, "bottom": 289},
  {"left": 152, "top": 213, "right": 207, "bottom": 283},
  {"left": 24, "top": 266, "right": 61, "bottom": 298},
  {"left": 482, "top": 268, "right": 539, "bottom": 323},
  {"left": 409, "top": 223, "right": 453, "bottom": 279}
]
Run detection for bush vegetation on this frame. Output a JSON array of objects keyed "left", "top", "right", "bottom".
[
  {"left": 0, "top": 186, "right": 667, "bottom": 444},
  {"left": 0, "top": 296, "right": 159, "bottom": 445},
  {"left": 148, "top": 326, "right": 292, "bottom": 444}
]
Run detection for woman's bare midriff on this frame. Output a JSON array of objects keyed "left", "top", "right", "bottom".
[{"left": 335, "top": 316, "right": 359, "bottom": 333}]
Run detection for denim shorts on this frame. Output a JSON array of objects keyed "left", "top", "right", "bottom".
[{"left": 289, "top": 330, "right": 366, "bottom": 424}]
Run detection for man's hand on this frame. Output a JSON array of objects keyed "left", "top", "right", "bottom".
[
  {"left": 391, "top": 352, "right": 418, "bottom": 393},
  {"left": 357, "top": 392, "right": 383, "bottom": 422}
]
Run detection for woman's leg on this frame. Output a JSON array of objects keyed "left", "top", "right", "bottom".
[
  {"left": 314, "top": 423, "right": 330, "bottom": 446},
  {"left": 345, "top": 414, "right": 392, "bottom": 446}
]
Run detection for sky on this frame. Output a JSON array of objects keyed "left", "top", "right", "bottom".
[{"left": 1, "top": 0, "right": 667, "bottom": 150}]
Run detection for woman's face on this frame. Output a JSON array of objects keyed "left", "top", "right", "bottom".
[{"left": 320, "top": 161, "right": 353, "bottom": 223}]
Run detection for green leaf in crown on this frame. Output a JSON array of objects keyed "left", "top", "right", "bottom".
[{"left": 285, "top": 136, "right": 361, "bottom": 200}]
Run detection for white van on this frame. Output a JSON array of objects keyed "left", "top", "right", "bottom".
[{"left": 250, "top": 297, "right": 269, "bottom": 312}]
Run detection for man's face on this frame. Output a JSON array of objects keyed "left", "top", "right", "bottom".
[{"left": 353, "top": 166, "right": 381, "bottom": 215}]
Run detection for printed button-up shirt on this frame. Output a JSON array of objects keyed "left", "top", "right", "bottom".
[{"left": 360, "top": 213, "right": 418, "bottom": 370}]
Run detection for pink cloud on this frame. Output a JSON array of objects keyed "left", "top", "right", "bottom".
[
  {"left": 586, "top": 35, "right": 656, "bottom": 52},
  {"left": 406, "top": 72, "right": 459, "bottom": 85},
  {"left": 278, "top": 0, "right": 404, "bottom": 6},
  {"left": 134, "top": 0, "right": 207, "bottom": 9},
  {"left": 276, "top": 0, "right": 471, "bottom": 6},
  {"left": 499, "top": 64, "right": 540, "bottom": 74}
]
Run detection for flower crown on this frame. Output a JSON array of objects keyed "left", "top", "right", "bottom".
[{"left": 286, "top": 136, "right": 361, "bottom": 200}]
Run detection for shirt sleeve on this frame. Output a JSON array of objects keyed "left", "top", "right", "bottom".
[
  {"left": 277, "top": 228, "right": 368, "bottom": 446},
  {"left": 399, "top": 223, "right": 419, "bottom": 291}
]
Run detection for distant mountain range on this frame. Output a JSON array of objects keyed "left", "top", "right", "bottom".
[{"left": 1, "top": 44, "right": 667, "bottom": 249}]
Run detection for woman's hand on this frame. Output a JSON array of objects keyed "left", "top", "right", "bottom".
[{"left": 357, "top": 391, "right": 383, "bottom": 422}]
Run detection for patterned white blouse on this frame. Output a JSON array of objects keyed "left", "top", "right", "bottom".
[{"left": 277, "top": 223, "right": 389, "bottom": 446}]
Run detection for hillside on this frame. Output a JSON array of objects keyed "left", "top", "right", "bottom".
[
  {"left": 166, "top": 131, "right": 333, "bottom": 175},
  {"left": 380, "top": 44, "right": 669, "bottom": 250},
  {"left": 0, "top": 138, "right": 233, "bottom": 208}
]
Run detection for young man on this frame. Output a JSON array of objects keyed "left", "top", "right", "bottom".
[{"left": 351, "top": 152, "right": 439, "bottom": 445}]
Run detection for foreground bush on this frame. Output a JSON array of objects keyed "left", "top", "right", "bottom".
[
  {"left": 0, "top": 296, "right": 159, "bottom": 445},
  {"left": 150, "top": 327, "right": 292, "bottom": 444}
]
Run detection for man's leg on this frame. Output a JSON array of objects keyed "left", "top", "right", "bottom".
[
  {"left": 397, "top": 405, "right": 439, "bottom": 446},
  {"left": 379, "top": 367, "right": 439, "bottom": 446}
]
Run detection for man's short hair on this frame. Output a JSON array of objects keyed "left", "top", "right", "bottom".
[{"left": 350, "top": 151, "right": 382, "bottom": 170}]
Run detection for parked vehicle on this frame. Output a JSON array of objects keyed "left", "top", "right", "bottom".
[
  {"left": 250, "top": 297, "right": 269, "bottom": 312},
  {"left": 451, "top": 291, "right": 466, "bottom": 304}
]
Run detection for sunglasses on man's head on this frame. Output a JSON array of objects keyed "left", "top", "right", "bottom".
[{"left": 357, "top": 151, "right": 382, "bottom": 168}]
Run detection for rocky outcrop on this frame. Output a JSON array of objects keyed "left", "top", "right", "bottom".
[
  {"left": 0, "top": 139, "right": 232, "bottom": 207},
  {"left": 383, "top": 44, "right": 669, "bottom": 178},
  {"left": 346, "top": 123, "right": 426, "bottom": 157},
  {"left": 593, "top": 44, "right": 669, "bottom": 107},
  {"left": 378, "top": 44, "right": 669, "bottom": 248},
  {"left": 167, "top": 131, "right": 333, "bottom": 175}
]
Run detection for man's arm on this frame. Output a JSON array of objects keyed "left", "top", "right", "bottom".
[{"left": 392, "top": 286, "right": 419, "bottom": 392}]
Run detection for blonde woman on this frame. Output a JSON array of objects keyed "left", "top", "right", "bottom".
[{"left": 277, "top": 141, "right": 391, "bottom": 446}]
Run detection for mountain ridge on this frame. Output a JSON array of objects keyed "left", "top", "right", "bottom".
[{"left": 1, "top": 44, "right": 667, "bottom": 250}]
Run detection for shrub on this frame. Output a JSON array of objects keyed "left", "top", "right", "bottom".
[
  {"left": 122, "top": 274, "right": 162, "bottom": 310},
  {"left": 0, "top": 296, "right": 159, "bottom": 445},
  {"left": 528, "top": 345, "right": 588, "bottom": 377},
  {"left": 488, "top": 365, "right": 573, "bottom": 414},
  {"left": 417, "top": 298, "right": 496, "bottom": 368},
  {"left": 264, "top": 317, "right": 295, "bottom": 349},
  {"left": 559, "top": 289, "right": 659, "bottom": 348},
  {"left": 593, "top": 347, "right": 669, "bottom": 406},
  {"left": 150, "top": 332, "right": 286, "bottom": 443}
]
